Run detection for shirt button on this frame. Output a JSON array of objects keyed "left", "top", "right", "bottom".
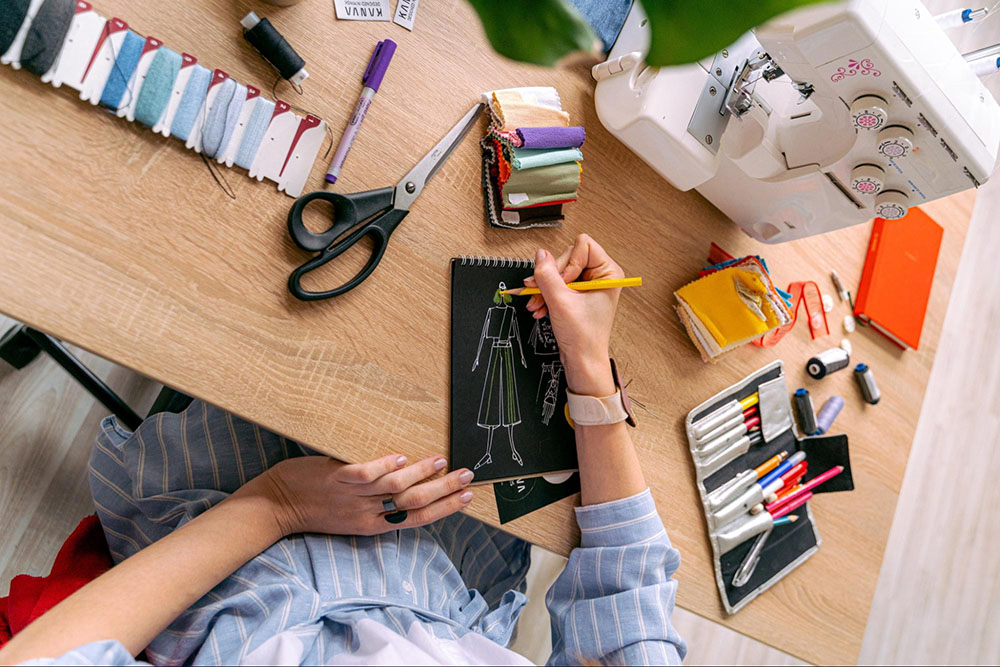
[{"left": 402, "top": 580, "right": 413, "bottom": 593}]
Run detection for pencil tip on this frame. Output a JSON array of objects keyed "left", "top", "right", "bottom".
[{"left": 789, "top": 515, "right": 800, "bottom": 522}]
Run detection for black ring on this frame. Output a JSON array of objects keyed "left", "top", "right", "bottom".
[{"left": 384, "top": 510, "right": 408, "bottom": 524}]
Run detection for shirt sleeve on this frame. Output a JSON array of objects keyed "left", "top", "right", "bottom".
[
  {"left": 18, "top": 640, "right": 147, "bottom": 666},
  {"left": 545, "top": 488, "right": 687, "bottom": 666}
]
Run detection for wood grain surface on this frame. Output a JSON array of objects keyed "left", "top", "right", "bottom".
[{"left": 0, "top": 1, "right": 977, "bottom": 663}]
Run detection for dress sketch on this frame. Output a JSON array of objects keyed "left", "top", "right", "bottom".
[
  {"left": 471, "top": 283, "right": 528, "bottom": 470},
  {"left": 530, "top": 317, "right": 563, "bottom": 426},
  {"left": 537, "top": 361, "right": 564, "bottom": 426}
]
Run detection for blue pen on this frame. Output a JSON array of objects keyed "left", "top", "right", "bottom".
[{"left": 758, "top": 451, "right": 806, "bottom": 488}]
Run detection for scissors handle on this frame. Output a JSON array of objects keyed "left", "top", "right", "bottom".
[
  {"left": 288, "top": 208, "right": 409, "bottom": 301},
  {"left": 287, "top": 187, "right": 395, "bottom": 252}
]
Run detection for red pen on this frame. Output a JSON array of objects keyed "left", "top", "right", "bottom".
[
  {"left": 770, "top": 490, "right": 813, "bottom": 519},
  {"left": 765, "top": 462, "right": 807, "bottom": 502},
  {"left": 766, "top": 466, "right": 843, "bottom": 513},
  {"left": 779, "top": 461, "right": 807, "bottom": 486}
]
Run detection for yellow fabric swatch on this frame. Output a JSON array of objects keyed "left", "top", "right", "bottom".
[
  {"left": 675, "top": 266, "right": 781, "bottom": 347},
  {"left": 491, "top": 90, "right": 570, "bottom": 131}
]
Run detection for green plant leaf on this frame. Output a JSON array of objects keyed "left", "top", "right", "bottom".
[
  {"left": 644, "top": 0, "right": 829, "bottom": 66},
  {"left": 466, "top": 0, "right": 599, "bottom": 67}
]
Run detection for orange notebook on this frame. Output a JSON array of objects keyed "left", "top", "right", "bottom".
[{"left": 854, "top": 208, "right": 943, "bottom": 350}]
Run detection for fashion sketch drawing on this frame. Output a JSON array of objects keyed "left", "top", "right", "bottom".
[
  {"left": 471, "top": 282, "right": 527, "bottom": 471},
  {"left": 530, "top": 317, "right": 563, "bottom": 426}
]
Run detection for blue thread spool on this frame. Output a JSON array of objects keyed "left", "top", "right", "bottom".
[
  {"left": 815, "top": 396, "right": 844, "bottom": 435},
  {"left": 793, "top": 388, "right": 817, "bottom": 435},
  {"left": 854, "top": 363, "right": 881, "bottom": 404}
]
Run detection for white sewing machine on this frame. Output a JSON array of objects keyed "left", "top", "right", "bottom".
[{"left": 593, "top": 0, "right": 1000, "bottom": 243}]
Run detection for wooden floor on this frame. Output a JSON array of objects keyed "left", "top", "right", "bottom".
[{"left": 2, "top": 172, "right": 999, "bottom": 665}]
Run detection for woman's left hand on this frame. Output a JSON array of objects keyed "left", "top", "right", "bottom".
[{"left": 242, "top": 454, "right": 475, "bottom": 537}]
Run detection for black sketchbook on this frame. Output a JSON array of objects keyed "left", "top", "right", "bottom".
[
  {"left": 450, "top": 256, "right": 578, "bottom": 483},
  {"left": 494, "top": 472, "right": 580, "bottom": 524}
]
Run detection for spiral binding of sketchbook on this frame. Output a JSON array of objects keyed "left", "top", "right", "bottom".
[
  {"left": 458, "top": 255, "right": 535, "bottom": 269},
  {"left": 449, "top": 255, "right": 576, "bottom": 484}
]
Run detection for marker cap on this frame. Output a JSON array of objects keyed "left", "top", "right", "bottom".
[{"left": 362, "top": 39, "right": 397, "bottom": 92}]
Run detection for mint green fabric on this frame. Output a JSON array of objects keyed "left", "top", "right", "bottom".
[{"left": 510, "top": 146, "right": 583, "bottom": 170}]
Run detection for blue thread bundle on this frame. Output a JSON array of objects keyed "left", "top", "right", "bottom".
[
  {"left": 21, "top": 0, "right": 75, "bottom": 76},
  {"left": 201, "top": 77, "right": 235, "bottom": 157},
  {"left": 214, "top": 82, "right": 246, "bottom": 159},
  {"left": 133, "top": 47, "right": 181, "bottom": 127},
  {"left": 170, "top": 63, "right": 211, "bottom": 141},
  {"left": 235, "top": 97, "right": 274, "bottom": 170},
  {"left": 99, "top": 30, "right": 144, "bottom": 110}
]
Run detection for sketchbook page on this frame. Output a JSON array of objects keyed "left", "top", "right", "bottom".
[
  {"left": 450, "top": 257, "right": 577, "bottom": 483},
  {"left": 494, "top": 472, "right": 580, "bottom": 524}
]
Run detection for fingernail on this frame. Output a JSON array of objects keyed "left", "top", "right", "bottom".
[
  {"left": 460, "top": 491, "right": 474, "bottom": 504},
  {"left": 459, "top": 470, "right": 474, "bottom": 485},
  {"left": 536, "top": 248, "right": 546, "bottom": 262},
  {"left": 396, "top": 456, "right": 407, "bottom": 467},
  {"left": 434, "top": 457, "right": 447, "bottom": 471}
]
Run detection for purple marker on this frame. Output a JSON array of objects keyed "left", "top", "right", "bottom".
[{"left": 325, "top": 39, "right": 396, "bottom": 185}]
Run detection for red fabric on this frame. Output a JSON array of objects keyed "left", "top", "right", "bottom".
[{"left": 0, "top": 515, "right": 113, "bottom": 646}]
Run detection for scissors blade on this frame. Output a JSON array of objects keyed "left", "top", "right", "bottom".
[{"left": 393, "top": 103, "right": 485, "bottom": 210}]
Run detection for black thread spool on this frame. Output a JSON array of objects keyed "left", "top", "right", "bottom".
[{"left": 241, "top": 12, "right": 308, "bottom": 88}]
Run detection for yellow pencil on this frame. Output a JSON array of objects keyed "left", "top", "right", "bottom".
[{"left": 500, "top": 277, "right": 643, "bottom": 297}]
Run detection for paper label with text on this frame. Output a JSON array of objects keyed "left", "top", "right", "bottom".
[
  {"left": 393, "top": 0, "right": 420, "bottom": 30},
  {"left": 334, "top": 0, "right": 391, "bottom": 21}
]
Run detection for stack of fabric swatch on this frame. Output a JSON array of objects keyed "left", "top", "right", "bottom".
[
  {"left": 480, "top": 87, "right": 585, "bottom": 229},
  {"left": 675, "top": 252, "right": 794, "bottom": 362}
]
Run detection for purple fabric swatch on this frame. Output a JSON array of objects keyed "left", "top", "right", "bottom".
[{"left": 516, "top": 126, "right": 586, "bottom": 149}]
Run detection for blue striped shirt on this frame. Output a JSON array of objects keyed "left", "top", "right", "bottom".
[{"left": 26, "top": 401, "right": 685, "bottom": 665}]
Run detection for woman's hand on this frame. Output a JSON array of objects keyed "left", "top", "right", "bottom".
[
  {"left": 243, "top": 454, "right": 475, "bottom": 537},
  {"left": 525, "top": 234, "right": 624, "bottom": 396}
]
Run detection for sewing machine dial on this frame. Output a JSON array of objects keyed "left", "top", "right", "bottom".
[
  {"left": 850, "top": 164, "right": 885, "bottom": 195},
  {"left": 874, "top": 190, "right": 909, "bottom": 219},
  {"left": 850, "top": 95, "right": 889, "bottom": 131},
  {"left": 876, "top": 126, "right": 915, "bottom": 159}
]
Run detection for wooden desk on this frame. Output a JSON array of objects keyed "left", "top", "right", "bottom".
[{"left": 0, "top": 1, "right": 973, "bottom": 663}]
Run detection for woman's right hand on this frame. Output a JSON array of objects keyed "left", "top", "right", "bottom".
[
  {"left": 525, "top": 234, "right": 624, "bottom": 396},
  {"left": 242, "top": 454, "right": 475, "bottom": 538}
]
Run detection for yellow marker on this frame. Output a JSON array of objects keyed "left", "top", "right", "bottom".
[
  {"left": 739, "top": 394, "right": 759, "bottom": 411},
  {"left": 501, "top": 276, "right": 643, "bottom": 297}
]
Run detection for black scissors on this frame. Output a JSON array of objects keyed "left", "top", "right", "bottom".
[{"left": 287, "top": 103, "right": 485, "bottom": 300}]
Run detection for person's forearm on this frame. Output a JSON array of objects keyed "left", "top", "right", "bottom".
[
  {"left": 0, "top": 485, "right": 283, "bottom": 664},
  {"left": 569, "top": 358, "right": 647, "bottom": 506}
]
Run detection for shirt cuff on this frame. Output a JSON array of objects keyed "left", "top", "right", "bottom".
[{"left": 574, "top": 488, "right": 667, "bottom": 548}]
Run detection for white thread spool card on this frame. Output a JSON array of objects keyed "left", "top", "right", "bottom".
[
  {"left": 277, "top": 114, "right": 327, "bottom": 198},
  {"left": 78, "top": 17, "right": 128, "bottom": 104},
  {"left": 186, "top": 68, "right": 229, "bottom": 153},
  {"left": 41, "top": 2, "right": 105, "bottom": 89},
  {"left": 1, "top": 0, "right": 46, "bottom": 68},
  {"left": 153, "top": 53, "right": 196, "bottom": 137},
  {"left": 217, "top": 85, "right": 261, "bottom": 167},
  {"left": 248, "top": 100, "right": 299, "bottom": 183},
  {"left": 119, "top": 36, "right": 163, "bottom": 120}
]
